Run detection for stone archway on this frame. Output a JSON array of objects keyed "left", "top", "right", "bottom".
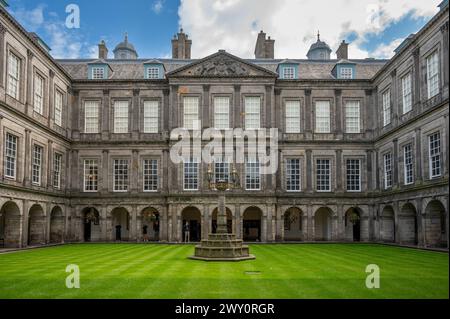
[
  {"left": 315, "top": 207, "right": 332, "bottom": 241},
  {"left": 345, "top": 207, "right": 363, "bottom": 242},
  {"left": 82, "top": 207, "right": 100, "bottom": 242},
  {"left": 380, "top": 206, "right": 395, "bottom": 242},
  {"left": 140, "top": 207, "right": 160, "bottom": 242},
  {"left": 211, "top": 207, "right": 232, "bottom": 234},
  {"left": 28, "top": 204, "right": 45, "bottom": 246},
  {"left": 181, "top": 207, "right": 202, "bottom": 242},
  {"left": 0, "top": 201, "right": 22, "bottom": 248},
  {"left": 284, "top": 207, "right": 303, "bottom": 241},
  {"left": 424, "top": 200, "right": 447, "bottom": 247},
  {"left": 399, "top": 203, "right": 418, "bottom": 245},
  {"left": 50, "top": 206, "right": 64, "bottom": 243},
  {"left": 243, "top": 207, "right": 262, "bottom": 242},
  {"left": 111, "top": 207, "right": 130, "bottom": 241}
]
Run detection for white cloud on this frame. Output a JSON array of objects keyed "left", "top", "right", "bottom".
[
  {"left": 371, "top": 38, "right": 404, "bottom": 59},
  {"left": 152, "top": 0, "right": 165, "bottom": 14},
  {"left": 9, "top": 4, "right": 46, "bottom": 31},
  {"left": 178, "top": 0, "right": 441, "bottom": 59}
]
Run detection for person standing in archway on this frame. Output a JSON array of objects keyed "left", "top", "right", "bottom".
[
  {"left": 143, "top": 224, "right": 149, "bottom": 242},
  {"left": 183, "top": 221, "right": 190, "bottom": 243}
]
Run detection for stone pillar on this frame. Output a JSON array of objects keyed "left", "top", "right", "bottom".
[
  {"left": 394, "top": 201, "right": 400, "bottom": 244},
  {"left": 0, "top": 22, "right": 6, "bottom": 88},
  {"left": 167, "top": 205, "right": 173, "bottom": 242},
  {"left": 390, "top": 69, "right": 398, "bottom": 125},
  {"left": 336, "top": 149, "right": 342, "bottom": 192},
  {"left": 131, "top": 149, "right": 139, "bottom": 193},
  {"left": 170, "top": 85, "right": 179, "bottom": 130},
  {"left": 307, "top": 206, "right": 314, "bottom": 241},
  {"left": 337, "top": 204, "right": 344, "bottom": 240},
  {"left": 202, "top": 85, "right": 210, "bottom": 129},
  {"left": 131, "top": 205, "right": 137, "bottom": 241},
  {"left": 160, "top": 89, "right": 170, "bottom": 133},
  {"left": 102, "top": 89, "right": 110, "bottom": 140},
  {"left": 412, "top": 47, "right": 422, "bottom": 111},
  {"left": 22, "top": 200, "right": 30, "bottom": 247},
  {"left": 375, "top": 149, "right": 380, "bottom": 190},
  {"left": 416, "top": 198, "right": 424, "bottom": 247},
  {"left": 265, "top": 85, "right": 272, "bottom": 128},
  {"left": 261, "top": 209, "right": 267, "bottom": 242},
  {"left": 306, "top": 149, "right": 312, "bottom": 192},
  {"left": 274, "top": 89, "right": 282, "bottom": 131},
  {"left": 276, "top": 205, "right": 283, "bottom": 241},
  {"left": 365, "top": 89, "right": 373, "bottom": 135},
  {"left": 366, "top": 149, "right": 373, "bottom": 191},
  {"left": 415, "top": 128, "right": 422, "bottom": 182},
  {"left": 48, "top": 70, "right": 55, "bottom": 126},
  {"left": 393, "top": 138, "right": 399, "bottom": 187},
  {"left": 45, "top": 203, "right": 51, "bottom": 244},
  {"left": 23, "top": 129, "right": 31, "bottom": 187},
  {"left": 235, "top": 205, "right": 241, "bottom": 239},
  {"left": 304, "top": 89, "right": 312, "bottom": 136},
  {"left": 132, "top": 89, "right": 140, "bottom": 139},
  {"left": 440, "top": 21, "right": 449, "bottom": 98},
  {"left": 25, "top": 50, "right": 34, "bottom": 115},
  {"left": 71, "top": 90, "right": 80, "bottom": 138},
  {"left": 160, "top": 206, "right": 168, "bottom": 241},
  {"left": 47, "top": 140, "right": 53, "bottom": 189},
  {"left": 334, "top": 89, "right": 342, "bottom": 137},
  {"left": 102, "top": 150, "right": 109, "bottom": 193},
  {"left": 234, "top": 85, "right": 241, "bottom": 128}
]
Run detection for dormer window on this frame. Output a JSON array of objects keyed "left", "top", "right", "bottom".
[
  {"left": 92, "top": 67, "right": 105, "bottom": 79},
  {"left": 283, "top": 67, "right": 295, "bottom": 79},
  {"left": 340, "top": 67, "right": 353, "bottom": 79},
  {"left": 147, "top": 67, "right": 160, "bottom": 79}
]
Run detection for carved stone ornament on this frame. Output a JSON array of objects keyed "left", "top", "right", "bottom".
[{"left": 192, "top": 56, "right": 250, "bottom": 77}]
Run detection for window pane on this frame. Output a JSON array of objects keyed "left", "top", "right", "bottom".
[
  {"left": 113, "top": 159, "right": 129, "bottom": 191},
  {"left": 7, "top": 53, "right": 20, "bottom": 99},
  {"left": 114, "top": 101, "right": 129, "bottom": 133},
  {"left": 4, "top": 133, "right": 18, "bottom": 178},
  {"left": 346, "top": 159, "right": 361, "bottom": 191},
  {"left": 404, "top": 144, "right": 414, "bottom": 185},
  {"left": 345, "top": 101, "right": 360, "bottom": 133},
  {"left": 183, "top": 97, "right": 199, "bottom": 130},
  {"left": 315, "top": 101, "right": 330, "bottom": 133},
  {"left": 32, "top": 145, "right": 43, "bottom": 185},
  {"left": 383, "top": 90, "right": 391, "bottom": 126},
  {"left": 429, "top": 132, "right": 441, "bottom": 178},
  {"left": 285, "top": 101, "right": 300, "bottom": 133},
  {"left": 286, "top": 158, "right": 301, "bottom": 191},
  {"left": 184, "top": 158, "right": 199, "bottom": 190},
  {"left": 53, "top": 153, "right": 62, "bottom": 189},
  {"left": 384, "top": 153, "right": 392, "bottom": 189},
  {"left": 245, "top": 158, "right": 260, "bottom": 190},
  {"left": 84, "top": 159, "right": 98, "bottom": 192},
  {"left": 214, "top": 97, "right": 230, "bottom": 129},
  {"left": 55, "top": 91, "right": 63, "bottom": 126},
  {"left": 34, "top": 74, "right": 44, "bottom": 114},
  {"left": 143, "top": 101, "right": 159, "bottom": 133},
  {"left": 316, "top": 159, "right": 331, "bottom": 191},
  {"left": 402, "top": 73, "right": 412, "bottom": 114},
  {"left": 245, "top": 97, "right": 261, "bottom": 130},
  {"left": 85, "top": 101, "right": 99, "bottom": 133},
  {"left": 427, "top": 52, "right": 439, "bottom": 99},
  {"left": 143, "top": 159, "right": 158, "bottom": 191}
]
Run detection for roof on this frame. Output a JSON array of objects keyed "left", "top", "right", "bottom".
[
  {"left": 113, "top": 34, "right": 137, "bottom": 54},
  {"left": 57, "top": 56, "right": 387, "bottom": 81}
]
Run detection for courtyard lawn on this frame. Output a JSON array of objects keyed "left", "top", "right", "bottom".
[{"left": 0, "top": 244, "right": 448, "bottom": 299}]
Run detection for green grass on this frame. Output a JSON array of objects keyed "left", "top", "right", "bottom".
[{"left": 0, "top": 244, "right": 448, "bottom": 299}]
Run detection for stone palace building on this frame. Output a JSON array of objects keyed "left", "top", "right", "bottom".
[{"left": 0, "top": 1, "right": 448, "bottom": 248}]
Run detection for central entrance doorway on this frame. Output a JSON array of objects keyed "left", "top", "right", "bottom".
[{"left": 181, "top": 207, "right": 202, "bottom": 242}]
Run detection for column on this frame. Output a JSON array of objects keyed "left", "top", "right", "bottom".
[
  {"left": 102, "top": 150, "right": 109, "bottom": 193},
  {"left": 304, "top": 89, "right": 312, "bottom": 136},
  {"left": 25, "top": 50, "right": 34, "bottom": 115},
  {"left": 265, "top": 85, "right": 272, "bottom": 128},
  {"left": 160, "top": 206, "right": 168, "bottom": 241},
  {"left": 235, "top": 205, "right": 241, "bottom": 239},
  {"left": 169, "top": 85, "right": 179, "bottom": 130},
  {"left": 132, "top": 89, "right": 140, "bottom": 139},
  {"left": 102, "top": 89, "right": 110, "bottom": 140},
  {"left": 390, "top": 69, "right": 398, "bottom": 125},
  {"left": 337, "top": 204, "right": 344, "bottom": 240},
  {"left": 364, "top": 89, "right": 373, "bottom": 135},
  {"left": 261, "top": 208, "right": 267, "bottom": 242},
  {"left": 167, "top": 205, "right": 173, "bottom": 242},
  {"left": 70, "top": 149, "right": 79, "bottom": 192},
  {"left": 416, "top": 198, "right": 424, "bottom": 247},
  {"left": 440, "top": 22, "right": 449, "bottom": 97},
  {"left": 162, "top": 89, "right": 170, "bottom": 134},
  {"left": 234, "top": 85, "right": 241, "bottom": 128},
  {"left": 23, "top": 129, "right": 31, "bottom": 187},
  {"left": 71, "top": 90, "right": 80, "bottom": 138},
  {"left": 335, "top": 149, "right": 342, "bottom": 192},
  {"left": 393, "top": 138, "right": 399, "bottom": 187},
  {"left": 274, "top": 89, "right": 282, "bottom": 131},
  {"left": 307, "top": 206, "right": 314, "bottom": 241},
  {"left": 334, "top": 89, "right": 342, "bottom": 137},
  {"left": 0, "top": 22, "right": 6, "bottom": 88},
  {"left": 375, "top": 149, "right": 380, "bottom": 190},
  {"left": 415, "top": 128, "right": 422, "bottom": 182},
  {"left": 306, "top": 149, "right": 312, "bottom": 192},
  {"left": 276, "top": 205, "right": 283, "bottom": 241},
  {"left": 202, "top": 85, "right": 210, "bottom": 129},
  {"left": 131, "top": 205, "right": 137, "bottom": 241},
  {"left": 48, "top": 70, "right": 55, "bottom": 126},
  {"left": 412, "top": 47, "right": 422, "bottom": 111},
  {"left": 394, "top": 201, "right": 400, "bottom": 244},
  {"left": 366, "top": 149, "right": 373, "bottom": 191},
  {"left": 47, "top": 140, "right": 53, "bottom": 189},
  {"left": 131, "top": 149, "right": 139, "bottom": 193}
]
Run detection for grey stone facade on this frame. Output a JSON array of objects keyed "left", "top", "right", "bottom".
[{"left": 0, "top": 4, "right": 448, "bottom": 248}]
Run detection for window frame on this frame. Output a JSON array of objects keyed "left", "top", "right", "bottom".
[
  {"left": 346, "top": 159, "right": 361, "bottom": 192},
  {"left": 428, "top": 132, "right": 442, "bottom": 179},
  {"left": 33, "top": 72, "right": 45, "bottom": 115},
  {"left": 401, "top": 72, "right": 412, "bottom": 114},
  {"left": 143, "top": 158, "right": 159, "bottom": 192},
  {"left": 340, "top": 67, "right": 353, "bottom": 79},
  {"left": 426, "top": 50, "right": 440, "bottom": 99},
  {"left": 146, "top": 67, "right": 160, "bottom": 79},
  {"left": 83, "top": 159, "right": 99, "bottom": 192},
  {"left": 91, "top": 67, "right": 105, "bottom": 80},
  {"left": 245, "top": 157, "right": 261, "bottom": 191},
  {"left": 113, "top": 100, "right": 129, "bottom": 134},
  {"left": 183, "top": 157, "right": 200, "bottom": 191},
  {"left": 53, "top": 152, "right": 62, "bottom": 189},
  {"left": 382, "top": 89, "right": 391, "bottom": 127},
  {"left": 285, "top": 100, "right": 301, "bottom": 133},
  {"left": 244, "top": 96, "right": 261, "bottom": 130},
  {"left": 403, "top": 143, "right": 414, "bottom": 185},
  {"left": 282, "top": 67, "right": 295, "bottom": 80},
  {"left": 213, "top": 96, "right": 230, "bottom": 130},
  {"left": 113, "top": 158, "right": 129, "bottom": 192},
  {"left": 4, "top": 133, "right": 18, "bottom": 180},
  {"left": 315, "top": 100, "right": 331, "bottom": 133},
  {"left": 143, "top": 100, "right": 159, "bottom": 133},
  {"left": 7, "top": 51, "right": 21, "bottom": 100},
  {"left": 84, "top": 100, "right": 100, "bottom": 134},
  {"left": 383, "top": 152, "right": 393, "bottom": 190},
  {"left": 31, "top": 144, "right": 43, "bottom": 186},
  {"left": 344, "top": 100, "right": 360, "bottom": 134},
  {"left": 316, "top": 158, "right": 331, "bottom": 192},
  {"left": 286, "top": 158, "right": 301, "bottom": 192},
  {"left": 182, "top": 96, "right": 200, "bottom": 130}
]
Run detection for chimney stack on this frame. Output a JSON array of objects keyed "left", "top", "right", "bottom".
[
  {"left": 336, "top": 40, "right": 349, "bottom": 60},
  {"left": 98, "top": 40, "right": 108, "bottom": 60},
  {"left": 172, "top": 28, "right": 192, "bottom": 59},
  {"left": 254, "top": 31, "right": 275, "bottom": 59}
]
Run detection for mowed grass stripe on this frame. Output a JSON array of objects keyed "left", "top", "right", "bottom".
[{"left": 0, "top": 244, "right": 447, "bottom": 299}]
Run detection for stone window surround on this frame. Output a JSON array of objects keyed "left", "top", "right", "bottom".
[
  {"left": 282, "top": 98, "right": 303, "bottom": 134},
  {"left": 312, "top": 155, "right": 335, "bottom": 193},
  {"left": 380, "top": 148, "right": 393, "bottom": 190},
  {"left": 1, "top": 127, "right": 23, "bottom": 181},
  {"left": 140, "top": 97, "right": 162, "bottom": 134},
  {"left": 179, "top": 94, "right": 202, "bottom": 130},
  {"left": 210, "top": 93, "right": 233, "bottom": 130},
  {"left": 80, "top": 156, "right": 101, "bottom": 192},
  {"left": 179, "top": 157, "right": 201, "bottom": 192},
  {"left": 398, "top": 138, "right": 415, "bottom": 186},
  {"left": 110, "top": 99, "right": 132, "bottom": 134},
  {"left": 242, "top": 93, "right": 265, "bottom": 130},
  {"left": 380, "top": 86, "right": 392, "bottom": 128},
  {"left": 423, "top": 45, "right": 441, "bottom": 100},
  {"left": 32, "top": 67, "right": 48, "bottom": 117},
  {"left": 424, "top": 128, "right": 443, "bottom": 180},
  {"left": 53, "top": 85, "right": 66, "bottom": 128},
  {"left": 312, "top": 97, "right": 335, "bottom": 134},
  {"left": 282, "top": 156, "right": 304, "bottom": 192},
  {"left": 5, "top": 44, "right": 26, "bottom": 103},
  {"left": 398, "top": 67, "right": 414, "bottom": 116},
  {"left": 80, "top": 97, "right": 102, "bottom": 135},
  {"left": 30, "top": 139, "right": 46, "bottom": 187},
  {"left": 342, "top": 155, "right": 365, "bottom": 192},
  {"left": 109, "top": 156, "right": 131, "bottom": 192},
  {"left": 342, "top": 97, "right": 364, "bottom": 134},
  {"left": 139, "top": 155, "right": 162, "bottom": 192},
  {"left": 52, "top": 151, "right": 63, "bottom": 190}
]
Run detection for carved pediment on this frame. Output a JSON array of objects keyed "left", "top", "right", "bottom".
[{"left": 167, "top": 51, "right": 277, "bottom": 78}]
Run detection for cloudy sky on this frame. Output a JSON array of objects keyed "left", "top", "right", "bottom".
[{"left": 5, "top": 0, "right": 443, "bottom": 59}]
